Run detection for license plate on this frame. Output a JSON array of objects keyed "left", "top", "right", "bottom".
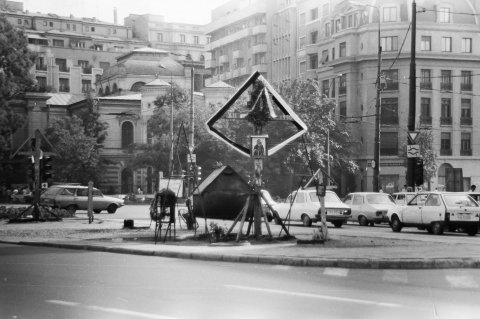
[{"left": 457, "top": 213, "right": 471, "bottom": 220}]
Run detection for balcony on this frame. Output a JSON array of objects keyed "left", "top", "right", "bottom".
[
  {"left": 440, "top": 82, "right": 452, "bottom": 91},
  {"left": 35, "top": 64, "right": 47, "bottom": 71},
  {"left": 57, "top": 66, "right": 70, "bottom": 73},
  {"left": 461, "top": 83, "right": 472, "bottom": 91},
  {"left": 440, "top": 117, "right": 452, "bottom": 125},
  {"left": 252, "top": 43, "right": 267, "bottom": 54},
  {"left": 461, "top": 117, "right": 472, "bottom": 126},
  {"left": 384, "top": 82, "right": 399, "bottom": 91},
  {"left": 461, "top": 149, "right": 472, "bottom": 156},
  {"left": 420, "top": 82, "right": 432, "bottom": 90},
  {"left": 420, "top": 116, "right": 432, "bottom": 125},
  {"left": 205, "top": 59, "right": 217, "bottom": 69},
  {"left": 219, "top": 55, "right": 229, "bottom": 64},
  {"left": 440, "top": 149, "right": 452, "bottom": 156},
  {"left": 82, "top": 67, "right": 92, "bottom": 74}
]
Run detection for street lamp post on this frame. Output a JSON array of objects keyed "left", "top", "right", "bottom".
[{"left": 159, "top": 63, "right": 174, "bottom": 177}]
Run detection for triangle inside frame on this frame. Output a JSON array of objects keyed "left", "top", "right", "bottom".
[{"left": 206, "top": 71, "right": 308, "bottom": 157}]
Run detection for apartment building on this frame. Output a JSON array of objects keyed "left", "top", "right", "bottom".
[
  {"left": 295, "top": 0, "right": 480, "bottom": 192},
  {"left": 1, "top": 1, "right": 147, "bottom": 95},
  {"left": 205, "top": 0, "right": 268, "bottom": 87}
]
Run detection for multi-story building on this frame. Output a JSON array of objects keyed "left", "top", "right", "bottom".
[
  {"left": 295, "top": 0, "right": 480, "bottom": 192},
  {"left": 205, "top": 0, "right": 268, "bottom": 87},
  {"left": 1, "top": 1, "right": 148, "bottom": 95},
  {"left": 124, "top": 14, "right": 210, "bottom": 91}
]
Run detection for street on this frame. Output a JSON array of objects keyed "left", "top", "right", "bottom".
[{"left": 1, "top": 243, "right": 480, "bottom": 319}]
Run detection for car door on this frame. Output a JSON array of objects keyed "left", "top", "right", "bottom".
[
  {"left": 402, "top": 194, "right": 426, "bottom": 224},
  {"left": 421, "top": 193, "right": 443, "bottom": 223},
  {"left": 55, "top": 187, "right": 77, "bottom": 208},
  {"left": 350, "top": 194, "right": 364, "bottom": 220},
  {"left": 75, "top": 188, "right": 88, "bottom": 210},
  {"left": 290, "top": 191, "right": 308, "bottom": 221}
]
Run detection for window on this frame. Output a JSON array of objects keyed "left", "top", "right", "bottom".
[
  {"left": 310, "top": 31, "right": 318, "bottom": 44},
  {"left": 322, "top": 79, "right": 329, "bottom": 97},
  {"left": 461, "top": 133, "right": 472, "bottom": 156},
  {"left": 440, "top": 132, "right": 452, "bottom": 155},
  {"left": 339, "top": 74, "right": 347, "bottom": 95},
  {"left": 325, "top": 22, "right": 331, "bottom": 37},
  {"left": 180, "top": 34, "right": 186, "bottom": 43},
  {"left": 94, "top": 44, "right": 104, "bottom": 51},
  {"left": 461, "top": 71, "right": 472, "bottom": 91},
  {"left": 382, "top": 69, "right": 398, "bottom": 90},
  {"left": 321, "top": 49, "right": 329, "bottom": 64},
  {"left": 381, "top": 132, "right": 398, "bottom": 156},
  {"left": 308, "top": 54, "right": 318, "bottom": 69},
  {"left": 421, "top": 36, "right": 431, "bottom": 51},
  {"left": 420, "top": 69, "right": 432, "bottom": 90},
  {"left": 157, "top": 33, "right": 163, "bottom": 41},
  {"left": 71, "top": 41, "right": 85, "bottom": 48},
  {"left": 420, "top": 98, "right": 431, "bottom": 125},
  {"left": 35, "top": 57, "right": 46, "bottom": 70},
  {"left": 335, "top": 19, "right": 341, "bottom": 32},
  {"left": 299, "top": 36, "right": 306, "bottom": 49},
  {"left": 17, "top": 19, "right": 21, "bottom": 25},
  {"left": 49, "top": 22, "right": 53, "bottom": 27},
  {"left": 59, "top": 78, "right": 69, "bottom": 92},
  {"left": 72, "top": 24, "right": 76, "bottom": 31},
  {"left": 462, "top": 38, "right": 472, "bottom": 53},
  {"left": 439, "top": 7, "right": 451, "bottom": 23},
  {"left": 441, "top": 70, "right": 452, "bottom": 91},
  {"left": 442, "top": 37, "right": 452, "bottom": 52},
  {"left": 36, "top": 76, "right": 47, "bottom": 91},
  {"left": 381, "top": 36, "right": 398, "bottom": 51},
  {"left": 461, "top": 99, "right": 472, "bottom": 125},
  {"left": 339, "top": 101, "right": 347, "bottom": 118},
  {"left": 121, "top": 122, "right": 134, "bottom": 149},
  {"left": 299, "top": 12, "right": 306, "bottom": 25},
  {"left": 90, "top": 26, "right": 95, "bottom": 32},
  {"left": 194, "top": 36, "right": 199, "bottom": 44},
  {"left": 441, "top": 98, "right": 452, "bottom": 125},
  {"left": 381, "top": 98, "right": 398, "bottom": 125},
  {"left": 299, "top": 61, "right": 306, "bottom": 74},
  {"left": 55, "top": 58, "right": 67, "bottom": 72},
  {"left": 332, "top": 47, "right": 335, "bottom": 60},
  {"left": 53, "top": 39, "right": 64, "bottom": 47},
  {"left": 81, "top": 80, "right": 91, "bottom": 93},
  {"left": 383, "top": 7, "right": 397, "bottom": 22},
  {"left": 310, "top": 8, "right": 318, "bottom": 21},
  {"left": 339, "top": 42, "right": 346, "bottom": 57},
  {"left": 331, "top": 78, "right": 336, "bottom": 97}
]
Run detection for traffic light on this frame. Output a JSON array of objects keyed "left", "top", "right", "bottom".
[
  {"left": 415, "top": 158, "right": 424, "bottom": 186},
  {"left": 41, "top": 155, "right": 53, "bottom": 182},
  {"left": 27, "top": 156, "right": 35, "bottom": 181},
  {"left": 196, "top": 165, "right": 202, "bottom": 182}
]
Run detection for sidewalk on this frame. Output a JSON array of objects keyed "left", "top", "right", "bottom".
[{"left": 1, "top": 216, "right": 480, "bottom": 269}]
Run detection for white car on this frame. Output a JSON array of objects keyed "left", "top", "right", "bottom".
[
  {"left": 387, "top": 192, "right": 480, "bottom": 236},
  {"left": 272, "top": 188, "right": 351, "bottom": 228},
  {"left": 343, "top": 192, "right": 397, "bottom": 226},
  {"left": 392, "top": 192, "right": 417, "bottom": 205}
]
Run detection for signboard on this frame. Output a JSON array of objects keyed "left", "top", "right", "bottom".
[
  {"left": 408, "top": 131, "right": 419, "bottom": 144},
  {"left": 407, "top": 145, "right": 420, "bottom": 158},
  {"left": 187, "top": 153, "right": 196, "bottom": 163},
  {"left": 158, "top": 178, "right": 184, "bottom": 197}
]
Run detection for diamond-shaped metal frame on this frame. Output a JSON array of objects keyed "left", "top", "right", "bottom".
[{"left": 206, "top": 72, "right": 308, "bottom": 157}]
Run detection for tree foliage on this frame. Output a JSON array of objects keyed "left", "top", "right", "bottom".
[
  {"left": 0, "top": 15, "right": 36, "bottom": 183},
  {"left": 44, "top": 96, "right": 109, "bottom": 184}
]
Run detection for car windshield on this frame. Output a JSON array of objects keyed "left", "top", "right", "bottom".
[
  {"left": 366, "top": 194, "right": 395, "bottom": 204},
  {"left": 443, "top": 194, "right": 479, "bottom": 207},
  {"left": 309, "top": 192, "right": 342, "bottom": 203}
]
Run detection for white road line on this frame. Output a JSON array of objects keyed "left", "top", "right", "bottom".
[
  {"left": 382, "top": 270, "right": 409, "bottom": 284},
  {"left": 45, "top": 300, "right": 180, "bottom": 319},
  {"left": 225, "top": 284, "right": 402, "bottom": 308},
  {"left": 323, "top": 267, "right": 349, "bottom": 277},
  {"left": 445, "top": 275, "right": 479, "bottom": 289}
]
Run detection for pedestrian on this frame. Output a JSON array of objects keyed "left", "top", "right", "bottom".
[
  {"left": 469, "top": 184, "right": 476, "bottom": 193},
  {"left": 401, "top": 184, "right": 407, "bottom": 192}
]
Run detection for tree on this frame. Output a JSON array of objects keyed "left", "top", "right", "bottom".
[
  {"left": 44, "top": 96, "right": 109, "bottom": 185},
  {"left": 276, "top": 78, "right": 359, "bottom": 191},
  {"left": 0, "top": 15, "right": 36, "bottom": 184}
]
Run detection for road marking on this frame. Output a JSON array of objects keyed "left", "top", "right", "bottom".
[
  {"left": 383, "top": 270, "right": 408, "bottom": 284},
  {"left": 225, "top": 284, "right": 402, "bottom": 308},
  {"left": 445, "top": 275, "right": 479, "bottom": 289},
  {"left": 45, "top": 300, "right": 180, "bottom": 319},
  {"left": 324, "top": 267, "right": 349, "bottom": 277}
]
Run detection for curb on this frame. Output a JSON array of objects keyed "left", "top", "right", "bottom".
[{"left": 7, "top": 240, "right": 480, "bottom": 269}]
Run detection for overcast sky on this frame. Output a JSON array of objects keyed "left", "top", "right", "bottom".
[{"left": 21, "top": 0, "right": 231, "bottom": 25}]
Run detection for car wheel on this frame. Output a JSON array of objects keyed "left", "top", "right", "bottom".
[
  {"left": 333, "top": 221, "right": 343, "bottom": 228},
  {"left": 93, "top": 209, "right": 101, "bottom": 214},
  {"left": 466, "top": 226, "right": 477, "bottom": 236},
  {"left": 66, "top": 205, "right": 77, "bottom": 214},
  {"left": 391, "top": 216, "right": 402, "bottom": 232},
  {"left": 302, "top": 215, "right": 312, "bottom": 227},
  {"left": 358, "top": 216, "right": 369, "bottom": 226},
  {"left": 431, "top": 222, "right": 444, "bottom": 235},
  {"left": 107, "top": 204, "right": 117, "bottom": 214},
  {"left": 426, "top": 226, "right": 433, "bottom": 234}
]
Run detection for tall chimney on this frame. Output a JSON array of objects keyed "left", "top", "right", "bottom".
[{"left": 114, "top": 7, "right": 118, "bottom": 24}]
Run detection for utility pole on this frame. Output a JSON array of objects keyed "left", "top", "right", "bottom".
[
  {"left": 372, "top": 7, "right": 382, "bottom": 192},
  {"left": 407, "top": 0, "right": 417, "bottom": 189}
]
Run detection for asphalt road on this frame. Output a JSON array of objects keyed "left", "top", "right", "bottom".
[{"left": 1, "top": 243, "right": 480, "bottom": 319}]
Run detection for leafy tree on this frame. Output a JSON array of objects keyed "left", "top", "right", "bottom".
[
  {"left": 0, "top": 15, "right": 36, "bottom": 184},
  {"left": 44, "top": 96, "right": 108, "bottom": 184},
  {"left": 276, "top": 78, "right": 359, "bottom": 191}
]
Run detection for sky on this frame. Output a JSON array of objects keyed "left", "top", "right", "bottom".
[{"left": 21, "top": 0, "right": 231, "bottom": 25}]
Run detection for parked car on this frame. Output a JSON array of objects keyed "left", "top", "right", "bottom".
[
  {"left": 343, "top": 192, "right": 396, "bottom": 226},
  {"left": 392, "top": 192, "right": 417, "bottom": 205},
  {"left": 40, "top": 184, "right": 124, "bottom": 214},
  {"left": 272, "top": 188, "right": 351, "bottom": 228},
  {"left": 387, "top": 192, "right": 480, "bottom": 236}
]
